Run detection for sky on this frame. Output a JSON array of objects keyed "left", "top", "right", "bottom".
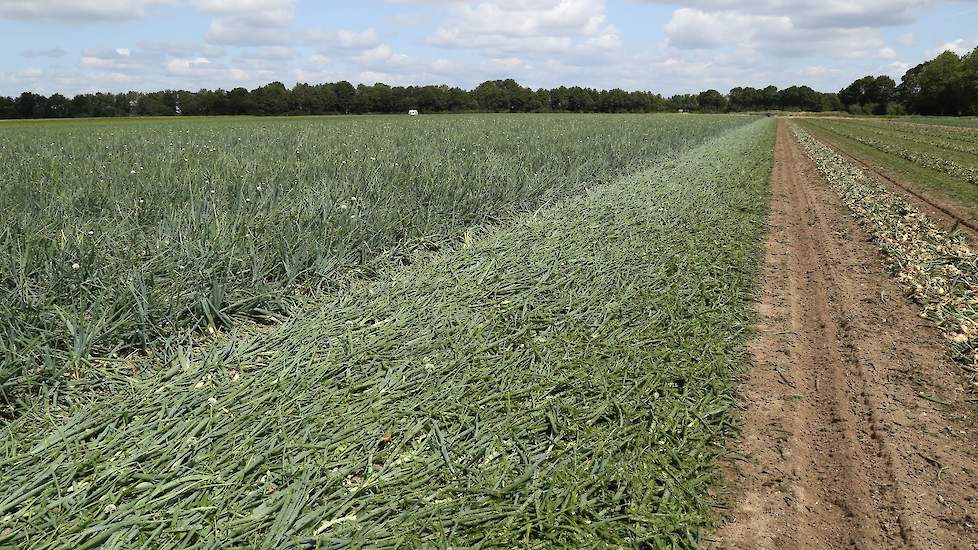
[{"left": 0, "top": 0, "right": 976, "bottom": 97}]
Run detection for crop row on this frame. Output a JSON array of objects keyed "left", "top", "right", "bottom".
[
  {"left": 0, "top": 120, "right": 775, "bottom": 548},
  {"left": 792, "top": 124, "right": 978, "bottom": 375},
  {"left": 803, "top": 119, "right": 978, "bottom": 185},
  {"left": 896, "top": 116, "right": 978, "bottom": 130},
  {"left": 848, "top": 121, "right": 978, "bottom": 156},
  {"left": 878, "top": 119, "right": 978, "bottom": 145},
  {"left": 0, "top": 114, "right": 753, "bottom": 415}
]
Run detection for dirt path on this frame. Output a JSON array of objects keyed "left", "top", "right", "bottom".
[{"left": 714, "top": 121, "right": 978, "bottom": 549}]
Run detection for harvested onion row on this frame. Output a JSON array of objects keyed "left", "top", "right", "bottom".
[{"left": 792, "top": 124, "right": 978, "bottom": 380}]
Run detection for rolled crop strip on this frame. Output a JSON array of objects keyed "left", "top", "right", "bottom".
[
  {"left": 792, "top": 124, "right": 978, "bottom": 379},
  {"left": 0, "top": 120, "right": 774, "bottom": 548}
]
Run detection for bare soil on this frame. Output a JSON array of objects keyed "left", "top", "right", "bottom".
[{"left": 713, "top": 121, "right": 978, "bottom": 549}]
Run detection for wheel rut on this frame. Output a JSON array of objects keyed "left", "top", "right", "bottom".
[{"left": 714, "top": 121, "right": 978, "bottom": 549}]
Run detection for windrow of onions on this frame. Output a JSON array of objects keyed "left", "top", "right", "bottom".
[{"left": 793, "top": 124, "right": 978, "bottom": 380}]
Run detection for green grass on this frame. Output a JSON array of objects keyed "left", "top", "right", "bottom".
[
  {"left": 0, "top": 119, "right": 775, "bottom": 548},
  {"left": 816, "top": 119, "right": 978, "bottom": 165},
  {"left": 836, "top": 119, "right": 978, "bottom": 157},
  {"left": 891, "top": 116, "right": 978, "bottom": 129},
  {"left": 831, "top": 115, "right": 978, "bottom": 130},
  {"left": 798, "top": 118, "right": 978, "bottom": 216},
  {"left": 0, "top": 113, "right": 755, "bottom": 415}
]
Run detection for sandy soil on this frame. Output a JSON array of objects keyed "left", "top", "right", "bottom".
[{"left": 713, "top": 121, "right": 978, "bottom": 549}]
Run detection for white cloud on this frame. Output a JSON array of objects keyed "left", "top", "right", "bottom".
[
  {"left": 0, "top": 0, "right": 298, "bottom": 48},
  {"left": 882, "top": 60, "right": 912, "bottom": 78},
  {"left": 663, "top": 7, "right": 888, "bottom": 58},
  {"left": 240, "top": 46, "right": 294, "bottom": 61},
  {"left": 0, "top": 0, "right": 294, "bottom": 22},
  {"left": 639, "top": 0, "right": 931, "bottom": 29},
  {"left": 0, "top": 66, "right": 140, "bottom": 95},
  {"left": 799, "top": 66, "right": 841, "bottom": 78},
  {"left": 204, "top": 0, "right": 295, "bottom": 46},
  {"left": 139, "top": 41, "right": 225, "bottom": 58},
  {"left": 20, "top": 47, "right": 67, "bottom": 58},
  {"left": 645, "top": 0, "right": 946, "bottom": 92},
  {"left": 926, "top": 38, "right": 978, "bottom": 57},
  {"left": 165, "top": 56, "right": 247, "bottom": 83},
  {"left": 664, "top": 8, "right": 790, "bottom": 50},
  {"left": 421, "top": 0, "right": 620, "bottom": 58},
  {"left": 305, "top": 54, "right": 330, "bottom": 67},
  {"left": 80, "top": 47, "right": 147, "bottom": 70},
  {"left": 355, "top": 45, "right": 410, "bottom": 68},
  {"left": 305, "top": 28, "right": 383, "bottom": 51},
  {"left": 0, "top": 0, "right": 172, "bottom": 21}
]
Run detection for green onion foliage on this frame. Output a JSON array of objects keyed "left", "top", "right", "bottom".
[
  {"left": 0, "top": 119, "right": 774, "bottom": 548},
  {"left": 0, "top": 114, "right": 752, "bottom": 413}
]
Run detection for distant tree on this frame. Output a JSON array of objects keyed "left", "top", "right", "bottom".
[
  {"left": 183, "top": 89, "right": 226, "bottom": 116},
  {"left": 358, "top": 83, "right": 395, "bottom": 113},
  {"left": 473, "top": 79, "right": 534, "bottom": 112},
  {"left": 566, "top": 87, "right": 598, "bottom": 112},
  {"left": 227, "top": 87, "right": 256, "bottom": 115},
  {"left": 447, "top": 86, "right": 476, "bottom": 111},
  {"left": 962, "top": 47, "right": 978, "bottom": 114},
  {"left": 115, "top": 92, "right": 139, "bottom": 116},
  {"left": 251, "top": 82, "right": 290, "bottom": 115},
  {"left": 331, "top": 81, "right": 359, "bottom": 113},
  {"left": 761, "top": 86, "right": 780, "bottom": 110},
  {"left": 290, "top": 83, "right": 319, "bottom": 114},
  {"left": 897, "top": 63, "right": 924, "bottom": 111},
  {"left": 0, "top": 96, "right": 15, "bottom": 118},
  {"left": 839, "top": 75, "right": 873, "bottom": 108},
  {"left": 668, "top": 94, "right": 699, "bottom": 112},
  {"left": 868, "top": 76, "right": 896, "bottom": 105},
  {"left": 819, "top": 92, "right": 844, "bottom": 112},
  {"left": 11, "top": 60, "right": 973, "bottom": 121},
  {"left": 46, "top": 93, "right": 69, "bottom": 118},
  {"left": 598, "top": 88, "right": 629, "bottom": 112},
  {"left": 918, "top": 51, "right": 965, "bottom": 115},
  {"left": 697, "top": 89, "right": 727, "bottom": 112},
  {"left": 839, "top": 75, "right": 897, "bottom": 114},
  {"left": 530, "top": 88, "right": 551, "bottom": 112},
  {"left": 779, "top": 86, "right": 821, "bottom": 111},
  {"left": 728, "top": 86, "right": 763, "bottom": 111},
  {"left": 14, "top": 92, "right": 46, "bottom": 118},
  {"left": 135, "top": 91, "right": 177, "bottom": 116}
]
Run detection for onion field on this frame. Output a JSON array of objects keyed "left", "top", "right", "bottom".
[
  {"left": 0, "top": 115, "right": 775, "bottom": 547},
  {"left": 0, "top": 114, "right": 751, "bottom": 416}
]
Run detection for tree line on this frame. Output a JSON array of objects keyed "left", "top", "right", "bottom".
[
  {"left": 840, "top": 46, "right": 977, "bottom": 115},
  {"left": 0, "top": 79, "right": 837, "bottom": 119},
  {"left": 0, "top": 47, "right": 974, "bottom": 119}
]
